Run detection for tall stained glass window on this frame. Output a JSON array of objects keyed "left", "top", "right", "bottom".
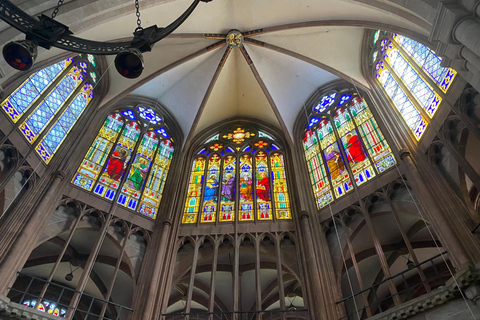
[
  {"left": 303, "top": 89, "right": 396, "bottom": 209},
  {"left": 72, "top": 106, "right": 174, "bottom": 219},
  {"left": 182, "top": 126, "right": 292, "bottom": 224},
  {"left": 0, "top": 55, "right": 97, "bottom": 163},
  {"left": 372, "top": 31, "right": 457, "bottom": 140}
]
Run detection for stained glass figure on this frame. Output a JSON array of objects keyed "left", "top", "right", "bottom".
[
  {"left": 349, "top": 97, "right": 396, "bottom": 172},
  {"left": 335, "top": 107, "right": 375, "bottom": 186},
  {"left": 303, "top": 90, "right": 396, "bottom": 209},
  {"left": 73, "top": 113, "right": 124, "bottom": 191},
  {"left": 183, "top": 157, "right": 206, "bottom": 223},
  {"left": 201, "top": 154, "right": 221, "bottom": 222},
  {"left": 1, "top": 60, "right": 71, "bottom": 122},
  {"left": 118, "top": 130, "right": 159, "bottom": 210},
  {"left": 20, "top": 69, "right": 83, "bottom": 143},
  {"left": 74, "top": 105, "right": 174, "bottom": 219},
  {"left": 239, "top": 154, "right": 254, "bottom": 221},
  {"left": 139, "top": 139, "right": 174, "bottom": 218},
  {"left": 36, "top": 83, "right": 94, "bottom": 163},
  {"left": 303, "top": 131, "right": 333, "bottom": 209},
  {"left": 184, "top": 127, "right": 292, "bottom": 223},
  {"left": 220, "top": 155, "right": 236, "bottom": 222},
  {"left": 255, "top": 151, "right": 272, "bottom": 220},
  {"left": 270, "top": 153, "right": 291, "bottom": 219},
  {"left": 316, "top": 119, "right": 352, "bottom": 197},
  {"left": 93, "top": 121, "right": 141, "bottom": 201}
]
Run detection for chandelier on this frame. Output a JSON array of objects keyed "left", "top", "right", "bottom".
[{"left": 0, "top": 0, "right": 210, "bottom": 78}]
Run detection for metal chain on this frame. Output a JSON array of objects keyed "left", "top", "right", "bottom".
[
  {"left": 135, "top": 0, "right": 142, "bottom": 31},
  {"left": 51, "top": 0, "right": 65, "bottom": 19}
]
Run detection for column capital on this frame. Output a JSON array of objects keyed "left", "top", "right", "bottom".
[
  {"left": 398, "top": 148, "right": 411, "bottom": 160},
  {"left": 300, "top": 211, "right": 310, "bottom": 220},
  {"left": 162, "top": 219, "right": 172, "bottom": 227},
  {"left": 52, "top": 170, "right": 66, "bottom": 181}
]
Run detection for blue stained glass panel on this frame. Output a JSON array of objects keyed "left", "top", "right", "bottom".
[
  {"left": 394, "top": 35, "right": 455, "bottom": 92},
  {"left": 388, "top": 49, "right": 439, "bottom": 117},
  {"left": 39, "top": 93, "right": 88, "bottom": 156},
  {"left": 3, "top": 61, "right": 68, "bottom": 122},
  {"left": 378, "top": 70, "right": 425, "bottom": 139},
  {"left": 23, "top": 73, "right": 78, "bottom": 141}
]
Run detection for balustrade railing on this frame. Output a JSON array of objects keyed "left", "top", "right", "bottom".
[
  {"left": 8, "top": 272, "right": 133, "bottom": 320},
  {"left": 336, "top": 251, "right": 450, "bottom": 320},
  {"left": 162, "top": 309, "right": 308, "bottom": 320}
]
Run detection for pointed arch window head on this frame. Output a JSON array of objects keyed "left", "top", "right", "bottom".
[
  {"left": 303, "top": 89, "right": 396, "bottom": 209},
  {"left": 72, "top": 105, "right": 174, "bottom": 219},
  {"left": 182, "top": 126, "right": 292, "bottom": 224},
  {"left": 0, "top": 55, "right": 98, "bottom": 163},
  {"left": 371, "top": 31, "right": 457, "bottom": 140}
]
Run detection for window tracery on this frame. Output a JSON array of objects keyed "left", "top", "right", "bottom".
[
  {"left": 182, "top": 126, "right": 292, "bottom": 224},
  {"left": 303, "top": 89, "right": 395, "bottom": 209},
  {"left": 372, "top": 31, "right": 457, "bottom": 140},
  {"left": 72, "top": 106, "right": 174, "bottom": 219},
  {"left": 0, "top": 55, "right": 97, "bottom": 163}
]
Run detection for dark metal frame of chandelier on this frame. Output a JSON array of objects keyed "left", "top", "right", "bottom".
[{"left": 0, "top": 0, "right": 209, "bottom": 75}]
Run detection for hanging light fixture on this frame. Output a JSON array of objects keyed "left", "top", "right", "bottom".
[{"left": 0, "top": 0, "right": 211, "bottom": 78}]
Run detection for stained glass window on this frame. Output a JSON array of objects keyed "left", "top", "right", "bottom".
[
  {"left": 182, "top": 126, "right": 292, "bottom": 224},
  {"left": 1, "top": 56, "right": 97, "bottom": 164},
  {"left": 23, "top": 300, "right": 66, "bottom": 317},
  {"left": 303, "top": 89, "right": 396, "bottom": 210},
  {"left": 1, "top": 59, "right": 71, "bottom": 122},
  {"left": 372, "top": 31, "right": 457, "bottom": 139},
  {"left": 72, "top": 106, "right": 175, "bottom": 219}
]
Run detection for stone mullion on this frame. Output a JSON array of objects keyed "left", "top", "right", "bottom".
[
  {"left": 67, "top": 125, "right": 147, "bottom": 317},
  {"left": 233, "top": 235, "right": 240, "bottom": 313},
  {"left": 208, "top": 239, "right": 219, "bottom": 313},
  {"left": 275, "top": 236, "right": 286, "bottom": 312},
  {"left": 255, "top": 238, "right": 262, "bottom": 312},
  {"left": 299, "top": 212, "right": 329, "bottom": 320},
  {"left": 439, "top": 137, "right": 480, "bottom": 192},
  {"left": 98, "top": 226, "right": 130, "bottom": 319},
  {"left": 184, "top": 239, "right": 199, "bottom": 314},
  {"left": 399, "top": 149, "right": 480, "bottom": 268},
  {"left": 338, "top": 214, "right": 372, "bottom": 317},
  {"left": 386, "top": 197, "right": 431, "bottom": 293},
  {"left": 0, "top": 171, "right": 66, "bottom": 294},
  {"left": 359, "top": 201, "right": 402, "bottom": 306},
  {"left": 36, "top": 210, "right": 83, "bottom": 306}
]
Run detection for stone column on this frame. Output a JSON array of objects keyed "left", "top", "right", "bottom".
[
  {"left": 0, "top": 171, "right": 65, "bottom": 294},
  {"left": 399, "top": 149, "right": 480, "bottom": 268},
  {"left": 132, "top": 219, "right": 172, "bottom": 320},
  {"left": 299, "top": 212, "right": 329, "bottom": 320}
]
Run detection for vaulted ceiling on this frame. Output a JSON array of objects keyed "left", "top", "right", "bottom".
[{"left": 1, "top": 0, "right": 432, "bottom": 143}]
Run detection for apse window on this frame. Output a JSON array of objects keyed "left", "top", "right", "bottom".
[
  {"left": 303, "top": 89, "right": 396, "bottom": 209},
  {"left": 372, "top": 30, "right": 457, "bottom": 140},
  {"left": 0, "top": 55, "right": 97, "bottom": 163},
  {"left": 72, "top": 106, "right": 174, "bottom": 219},
  {"left": 182, "top": 127, "right": 292, "bottom": 224}
]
